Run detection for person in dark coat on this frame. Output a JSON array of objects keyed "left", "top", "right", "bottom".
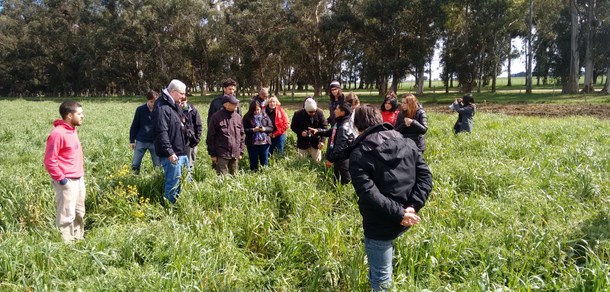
[
  {"left": 207, "top": 78, "right": 241, "bottom": 126},
  {"left": 251, "top": 87, "right": 269, "bottom": 107},
  {"left": 290, "top": 97, "right": 328, "bottom": 162},
  {"left": 153, "top": 79, "right": 189, "bottom": 204},
  {"left": 310, "top": 101, "right": 355, "bottom": 184},
  {"left": 451, "top": 94, "right": 476, "bottom": 134},
  {"left": 347, "top": 105, "right": 433, "bottom": 291},
  {"left": 180, "top": 94, "right": 203, "bottom": 171},
  {"left": 243, "top": 100, "right": 274, "bottom": 171},
  {"left": 206, "top": 94, "right": 245, "bottom": 175},
  {"left": 129, "top": 90, "right": 161, "bottom": 173},
  {"left": 395, "top": 94, "right": 428, "bottom": 153}
]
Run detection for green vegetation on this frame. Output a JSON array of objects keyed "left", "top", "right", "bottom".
[{"left": 0, "top": 99, "right": 608, "bottom": 290}]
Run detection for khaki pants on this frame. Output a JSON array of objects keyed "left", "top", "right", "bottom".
[
  {"left": 52, "top": 178, "right": 86, "bottom": 243},
  {"left": 215, "top": 157, "right": 239, "bottom": 175},
  {"left": 298, "top": 147, "right": 322, "bottom": 163}
]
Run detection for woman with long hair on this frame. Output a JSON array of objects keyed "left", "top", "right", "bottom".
[
  {"left": 380, "top": 97, "right": 400, "bottom": 126},
  {"left": 328, "top": 80, "right": 345, "bottom": 125},
  {"left": 242, "top": 100, "right": 274, "bottom": 171},
  {"left": 451, "top": 94, "right": 476, "bottom": 134},
  {"left": 395, "top": 94, "right": 428, "bottom": 152}
]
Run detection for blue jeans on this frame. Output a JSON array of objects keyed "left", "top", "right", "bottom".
[
  {"left": 160, "top": 155, "right": 189, "bottom": 204},
  {"left": 270, "top": 134, "right": 286, "bottom": 156},
  {"left": 364, "top": 237, "right": 395, "bottom": 291},
  {"left": 132, "top": 140, "right": 161, "bottom": 171},
  {"left": 247, "top": 144, "right": 270, "bottom": 171}
]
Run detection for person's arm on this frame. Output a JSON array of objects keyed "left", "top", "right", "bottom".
[
  {"left": 312, "top": 127, "right": 332, "bottom": 137},
  {"left": 154, "top": 107, "right": 174, "bottom": 156},
  {"left": 207, "top": 99, "right": 218, "bottom": 126},
  {"left": 456, "top": 105, "right": 474, "bottom": 115},
  {"left": 274, "top": 107, "right": 289, "bottom": 135},
  {"left": 327, "top": 127, "right": 354, "bottom": 163},
  {"left": 243, "top": 116, "right": 255, "bottom": 133},
  {"left": 349, "top": 151, "right": 405, "bottom": 223},
  {"left": 193, "top": 106, "right": 203, "bottom": 143},
  {"left": 44, "top": 132, "right": 66, "bottom": 183},
  {"left": 405, "top": 149, "right": 433, "bottom": 212},
  {"left": 408, "top": 110, "right": 428, "bottom": 135},
  {"left": 239, "top": 117, "right": 246, "bottom": 156},
  {"left": 318, "top": 111, "right": 328, "bottom": 143},
  {"left": 129, "top": 107, "right": 140, "bottom": 144},
  {"left": 290, "top": 111, "right": 305, "bottom": 136},
  {"left": 206, "top": 114, "right": 217, "bottom": 157}
]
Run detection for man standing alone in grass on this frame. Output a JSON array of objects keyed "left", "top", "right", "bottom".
[
  {"left": 153, "top": 79, "right": 189, "bottom": 204},
  {"left": 348, "top": 105, "right": 433, "bottom": 291},
  {"left": 44, "top": 101, "right": 86, "bottom": 243}
]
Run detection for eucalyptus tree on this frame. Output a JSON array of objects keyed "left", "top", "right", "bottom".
[
  {"left": 347, "top": 0, "right": 410, "bottom": 95},
  {"left": 531, "top": 0, "right": 564, "bottom": 86},
  {"left": 401, "top": 0, "right": 445, "bottom": 95},
  {"left": 0, "top": 0, "right": 47, "bottom": 95},
  {"left": 284, "top": 0, "right": 351, "bottom": 97},
  {"left": 564, "top": 0, "right": 581, "bottom": 94},
  {"left": 223, "top": 0, "right": 289, "bottom": 93}
]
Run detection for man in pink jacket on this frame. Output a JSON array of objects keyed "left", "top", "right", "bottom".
[{"left": 44, "top": 101, "right": 85, "bottom": 243}]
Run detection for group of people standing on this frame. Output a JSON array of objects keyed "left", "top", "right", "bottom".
[
  {"left": 43, "top": 77, "right": 482, "bottom": 291},
  {"left": 129, "top": 79, "right": 291, "bottom": 204}
]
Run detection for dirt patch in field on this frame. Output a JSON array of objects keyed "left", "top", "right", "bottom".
[
  {"left": 282, "top": 102, "right": 610, "bottom": 119},
  {"left": 427, "top": 103, "right": 610, "bottom": 119}
]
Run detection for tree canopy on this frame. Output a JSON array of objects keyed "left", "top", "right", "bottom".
[{"left": 0, "top": 0, "right": 608, "bottom": 96}]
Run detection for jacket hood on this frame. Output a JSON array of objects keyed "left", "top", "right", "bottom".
[
  {"left": 53, "top": 119, "right": 75, "bottom": 131},
  {"left": 351, "top": 123, "right": 406, "bottom": 168},
  {"left": 159, "top": 89, "right": 180, "bottom": 111}
]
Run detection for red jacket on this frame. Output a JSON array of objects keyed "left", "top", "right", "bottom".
[
  {"left": 381, "top": 110, "right": 400, "bottom": 126},
  {"left": 44, "top": 119, "right": 84, "bottom": 181},
  {"left": 268, "top": 106, "right": 289, "bottom": 137}
]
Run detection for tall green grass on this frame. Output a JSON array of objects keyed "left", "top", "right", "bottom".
[{"left": 0, "top": 99, "right": 608, "bottom": 290}]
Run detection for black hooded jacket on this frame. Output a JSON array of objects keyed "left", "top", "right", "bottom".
[
  {"left": 315, "top": 115, "right": 355, "bottom": 163},
  {"left": 153, "top": 90, "right": 187, "bottom": 157},
  {"left": 347, "top": 123, "right": 432, "bottom": 240}
]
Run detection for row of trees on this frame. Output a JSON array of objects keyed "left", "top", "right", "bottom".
[{"left": 1, "top": 0, "right": 609, "bottom": 97}]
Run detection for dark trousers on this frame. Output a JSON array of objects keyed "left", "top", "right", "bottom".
[
  {"left": 247, "top": 144, "right": 271, "bottom": 171},
  {"left": 333, "top": 159, "right": 351, "bottom": 185}
]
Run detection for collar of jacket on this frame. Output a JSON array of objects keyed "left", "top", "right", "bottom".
[
  {"left": 334, "top": 115, "right": 350, "bottom": 125},
  {"left": 160, "top": 91, "right": 180, "bottom": 111},
  {"left": 352, "top": 123, "right": 394, "bottom": 150}
]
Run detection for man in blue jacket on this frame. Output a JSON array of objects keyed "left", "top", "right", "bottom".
[
  {"left": 153, "top": 79, "right": 189, "bottom": 204},
  {"left": 129, "top": 90, "right": 161, "bottom": 174},
  {"left": 348, "top": 105, "right": 433, "bottom": 291}
]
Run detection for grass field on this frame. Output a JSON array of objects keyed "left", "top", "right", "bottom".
[{"left": 0, "top": 98, "right": 609, "bottom": 290}]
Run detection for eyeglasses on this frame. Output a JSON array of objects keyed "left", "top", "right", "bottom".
[{"left": 307, "top": 110, "right": 316, "bottom": 114}]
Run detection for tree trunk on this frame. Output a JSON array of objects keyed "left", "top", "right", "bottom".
[
  {"left": 583, "top": 0, "right": 595, "bottom": 93},
  {"left": 526, "top": 0, "right": 533, "bottom": 93},
  {"left": 428, "top": 58, "right": 432, "bottom": 89},
  {"left": 507, "top": 40, "right": 512, "bottom": 87},
  {"left": 565, "top": 0, "right": 580, "bottom": 94},
  {"left": 603, "top": 63, "right": 610, "bottom": 94},
  {"left": 416, "top": 64, "right": 424, "bottom": 95}
]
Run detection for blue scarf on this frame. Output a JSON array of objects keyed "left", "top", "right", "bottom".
[{"left": 253, "top": 114, "right": 266, "bottom": 143}]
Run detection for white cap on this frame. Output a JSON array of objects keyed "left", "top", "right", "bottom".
[{"left": 304, "top": 98, "right": 317, "bottom": 112}]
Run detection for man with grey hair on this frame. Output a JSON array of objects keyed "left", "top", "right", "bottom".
[
  {"left": 252, "top": 87, "right": 269, "bottom": 107},
  {"left": 153, "top": 79, "right": 189, "bottom": 204}
]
